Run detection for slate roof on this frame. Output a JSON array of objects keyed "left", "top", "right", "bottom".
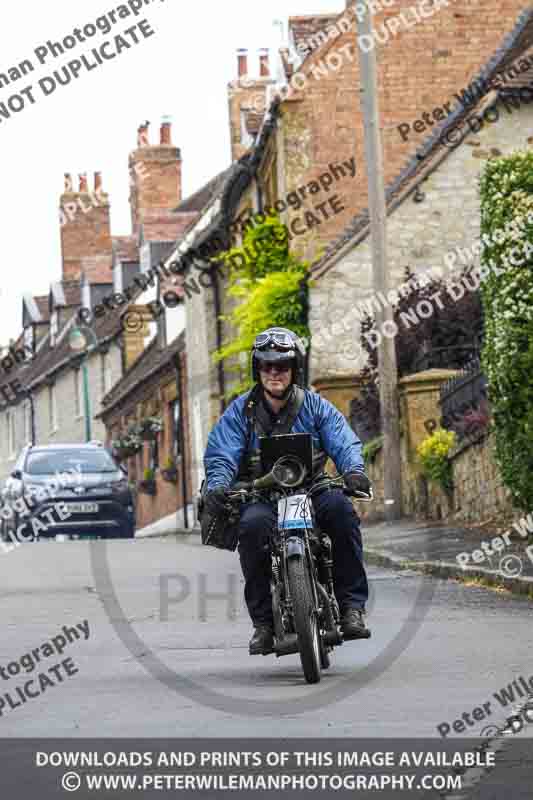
[
  {"left": 289, "top": 14, "right": 339, "bottom": 57},
  {"left": 172, "top": 167, "right": 233, "bottom": 215},
  {"left": 312, "top": 8, "right": 533, "bottom": 279},
  {"left": 99, "top": 331, "right": 185, "bottom": 417}
]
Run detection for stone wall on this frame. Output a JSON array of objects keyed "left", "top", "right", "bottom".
[
  {"left": 310, "top": 102, "right": 533, "bottom": 381},
  {"left": 360, "top": 368, "right": 518, "bottom": 525},
  {"left": 366, "top": 431, "right": 517, "bottom": 525}
]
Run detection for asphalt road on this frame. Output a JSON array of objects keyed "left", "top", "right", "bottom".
[{"left": 1, "top": 533, "right": 532, "bottom": 741}]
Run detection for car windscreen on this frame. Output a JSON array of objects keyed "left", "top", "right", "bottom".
[{"left": 25, "top": 449, "right": 118, "bottom": 475}]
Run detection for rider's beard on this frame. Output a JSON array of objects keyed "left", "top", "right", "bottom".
[{"left": 263, "top": 382, "right": 293, "bottom": 402}]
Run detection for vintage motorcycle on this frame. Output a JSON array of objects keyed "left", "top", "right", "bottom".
[{"left": 222, "top": 433, "right": 372, "bottom": 685}]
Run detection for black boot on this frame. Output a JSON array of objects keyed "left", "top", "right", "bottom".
[
  {"left": 340, "top": 608, "right": 371, "bottom": 640},
  {"left": 249, "top": 624, "right": 274, "bottom": 655}
]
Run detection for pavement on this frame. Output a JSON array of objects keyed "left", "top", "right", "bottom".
[
  {"left": 145, "top": 515, "right": 533, "bottom": 600},
  {"left": 363, "top": 517, "right": 533, "bottom": 600}
]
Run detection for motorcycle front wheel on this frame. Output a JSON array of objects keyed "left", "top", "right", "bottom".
[{"left": 287, "top": 555, "right": 321, "bottom": 684}]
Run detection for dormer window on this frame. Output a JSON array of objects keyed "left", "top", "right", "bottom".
[
  {"left": 23, "top": 325, "right": 34, "bottom": 358},
  {"left": 50, "top": 311, "right": 59, "bottom": 347}
]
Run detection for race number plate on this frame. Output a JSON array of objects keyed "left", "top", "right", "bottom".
[{"left": 278, "top": 495, "right": 312, "bottom": 530}]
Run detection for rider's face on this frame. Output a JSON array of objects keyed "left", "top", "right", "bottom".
[{"left": 259, "top": 362, "right": 293, "bottom": 397}]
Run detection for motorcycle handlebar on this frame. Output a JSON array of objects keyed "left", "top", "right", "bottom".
[{"left": 225, "top": 477, "right": 373, "bottom": 503}]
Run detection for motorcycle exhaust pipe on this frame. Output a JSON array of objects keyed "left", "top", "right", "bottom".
[{"left": 274, "top": 634, "right": 300, "bottom": 657}]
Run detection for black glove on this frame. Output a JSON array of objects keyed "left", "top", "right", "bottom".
[
  {"left": 344, "top": 471, "right": 372, "bottom": 496},
  {"left": 204, "top": 487, "right": 228, "bottom": 515}
]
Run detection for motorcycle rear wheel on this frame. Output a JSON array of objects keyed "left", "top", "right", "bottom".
[{"left": 287, "top": 555, "right": 321, "bottom": 684}]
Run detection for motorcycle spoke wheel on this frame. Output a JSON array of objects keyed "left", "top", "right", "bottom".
[{"left": 287, "top": 555, "right": 322, "bottom": 684}]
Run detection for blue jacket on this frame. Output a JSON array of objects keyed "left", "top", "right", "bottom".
[{"left": 204, "top": 388, "right": 364, "bottom": 490}]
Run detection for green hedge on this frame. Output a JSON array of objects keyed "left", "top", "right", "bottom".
[{"left": 479, "top": 152, "right": 533, "bottom": 510}]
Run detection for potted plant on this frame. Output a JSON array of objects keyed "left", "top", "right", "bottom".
[
  {"left": 136, "top": 416, "right": 163, "bottom": 441},
  {"left": 138, "top": 467, "right": 157, "bottom": 496},
  {"left": 161, "top": 456, "right": 178, "bottom": 483}
]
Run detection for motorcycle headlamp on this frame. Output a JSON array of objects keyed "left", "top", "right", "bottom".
[{"left": 272, "top": 456, "right": 307, "bottom": 488}]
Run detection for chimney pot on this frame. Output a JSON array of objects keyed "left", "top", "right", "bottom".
[
  {"left": 94, "top": 172, "right": 102, "bottom": 192},
  {"left": 237, "top": 48, "right": 248, "bottom": 78},
  {"left": 259, "top": 48, "right": 270, "bottom": 77},
  {"left": 64, "top": 173, "right": 73, "bottom": 192},
  {"left": 79, "top": 173, "right": 88, "bottom": 193},
  {"left": 137, "top": 121, "right": 150, "bottom": 148},
  {"left": 160, "top": 119, "right": 172, "bottom": 145}
]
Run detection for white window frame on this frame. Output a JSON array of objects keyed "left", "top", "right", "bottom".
[
  {"left": 6, "top": 409, "right": 16, "bottom": 459},
  {"left": 99, "top": 353, "right": 112, "bottom": 400},
  {"left": 50, "top": 311, "right": 59, "bottom": 347},
  {"left": 23, "top": 325, "right": 34, "bottom": 358},
  {"left": 74, "top": 369, "right": 83, "bottom": 419},
  {"left": 23, "top": 400, "right": 32, "bottom": 445},
  {"left": 48, "top": 383, "right": 58, "bottom": 433}
]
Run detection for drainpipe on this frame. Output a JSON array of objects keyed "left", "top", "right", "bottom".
[{"left": 174, "top": 353, "right": 189, "bottom": 530}]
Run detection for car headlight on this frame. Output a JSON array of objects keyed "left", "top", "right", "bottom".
[{"left": 23, "top": 484, "right": 49, "bottom": 503}]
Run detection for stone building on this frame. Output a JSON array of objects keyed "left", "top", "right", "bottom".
[{"left": 309, "top": 13, "right": 533, "bottom": 401}]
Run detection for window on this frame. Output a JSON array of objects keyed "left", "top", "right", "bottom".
[
  {"left": 74, "top": 370, "right": 83, "bottom": 418},
  {"left": 170, "top": 399, "right": 182, "bottom": 459},
  {"left": 150, "top": 437, "right": 159, "bottom": 470},
  {"left": 23, "top": 325, "right": 34, "bottom": 358},
  {"left": 100, "top": 353, "right": 112, "bottom": 399},
  {"left": 50, "top": 311, "right": 59, "bottom": 347},
  {"left": 48, "top": 384, "right": 58, "bottom": 432},
  {"left": 6, "top": 410, "right": 15, "bottom": 458},
  {"left": 23, "top": 400, "right": 32, "bottom": 445},
  {"left": 26, "top": 448, "right": 117, "bottom": 475}
]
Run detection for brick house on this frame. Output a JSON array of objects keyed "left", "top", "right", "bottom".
[
  {"left": 309, "top": 10, "right": 533, "bottom": 411},
  {"left": 97, "top": 333, "right": 192, "bottom": 530},
  {"left": 168, "top": 0, "right": 533, "bottom": 487}
]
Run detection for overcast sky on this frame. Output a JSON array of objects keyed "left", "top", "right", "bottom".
[{"left": 0, "top": 0, "right": 343, "bottom": 344}]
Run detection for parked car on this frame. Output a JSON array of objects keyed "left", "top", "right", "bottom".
[{"left": 4, "top": 443, "right": 136, "bottom": 540}]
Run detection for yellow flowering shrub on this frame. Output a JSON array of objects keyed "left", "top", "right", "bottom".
[{"left": 417, "top": 428, "right": 456, "bottom": 491}]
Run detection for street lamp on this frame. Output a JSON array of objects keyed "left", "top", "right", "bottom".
[{"left": 68, "top": 325, "right": 98, "bottom": 442}]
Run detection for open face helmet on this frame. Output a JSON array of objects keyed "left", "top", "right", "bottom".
[{"left": 251, "top": 327, "right": 307, "bottom": 388}]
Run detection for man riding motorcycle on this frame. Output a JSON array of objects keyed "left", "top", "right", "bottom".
[{"left": 203, "top": 327, "right": 372, "bottom": 655}]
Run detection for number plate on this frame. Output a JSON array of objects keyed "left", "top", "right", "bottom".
[
  {"left": 68, "top": 503, "right": 98, "bottom": 513},
  {"left": 278, "top": 495, "right": 312, "bottom": 530}
]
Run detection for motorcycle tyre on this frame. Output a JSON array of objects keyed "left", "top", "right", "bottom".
[{"left": 287, "top": 555, "right": 321, "bottom": 684}]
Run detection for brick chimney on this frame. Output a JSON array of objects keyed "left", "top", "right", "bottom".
[
  {"left": 60, "top": 172, "right": 112, "bottom": 282},
  {"left": 129, "top": 119, "right": 182, "bottom": 235}
]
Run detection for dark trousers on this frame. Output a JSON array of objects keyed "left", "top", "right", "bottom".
[{"left": 237, "top": 489, "right": 369, "bottom": 626}]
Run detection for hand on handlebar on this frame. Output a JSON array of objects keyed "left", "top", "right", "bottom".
[{"left": 344, "top": 471, "right": 372, "bottom": 497}]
